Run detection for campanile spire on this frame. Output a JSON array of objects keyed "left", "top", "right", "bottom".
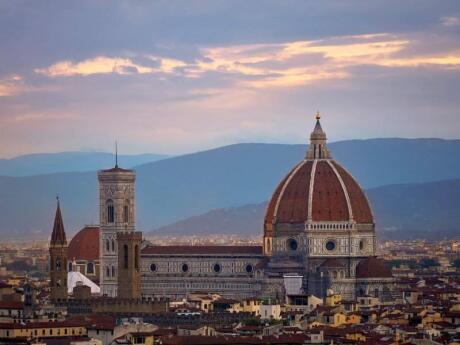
[
  {"left": 49, "top": 198, "right": 68, "bottom": 300},
  {"left": 51, "top": 197, "right": 67, "bottom": 246}
]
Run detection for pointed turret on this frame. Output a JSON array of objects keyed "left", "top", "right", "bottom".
[
  {"left": 51, "top": 198, "right": 67, "bottom": 246},
  {"left": 49, "top": 197, "right": 68, "bottom": 301},
  {"left": 306, "top": 111, "right": 331, "bottom": 159}
]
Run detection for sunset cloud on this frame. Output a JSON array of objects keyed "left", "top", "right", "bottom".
[
  {"left": 34, "top": 33, "right": 460, "bottom": 90},
  {"left": 0, "top": 75, "right": 23, "bottom": 97},
  {"left": 192, "top": 34, "right": 460, "bottom": 88},
  {"left": 35, "top": 56, "right": 188, "bottom": 77}
]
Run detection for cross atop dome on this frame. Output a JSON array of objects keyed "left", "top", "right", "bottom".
[{"left": 306, "top": 111, "right": 330, "bottom": 160}]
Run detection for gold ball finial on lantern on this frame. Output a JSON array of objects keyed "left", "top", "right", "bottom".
[{"left": 315, "top": 111, "right": 321, "bottom": 120}]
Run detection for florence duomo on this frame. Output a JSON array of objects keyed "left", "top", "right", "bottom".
[
  {"left": 1, "top": 2, "right": 459, "bottom": 344},
  {"left": 49, "top": 114, "right": 395, "bottom": 309}
]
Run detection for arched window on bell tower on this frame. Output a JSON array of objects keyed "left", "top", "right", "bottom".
[
  {"left": 107, "top": 199, "right": 115, "bottom": 224},
  {"left": 123, "top": 200, "right": 130, "bottom": 223},
  {"left": 123, "top": 245, "right": 129, "bottom": 269},
  {"left": 134, "top": 245, "right": 139, "bottom": 270}
]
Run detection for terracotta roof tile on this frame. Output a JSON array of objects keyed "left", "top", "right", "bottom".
[
  {"left": 356, "top": 257, "right": 392, "bottom": 279},
  {"left": 332, "top": 161, "right": 373, "bottom": 223},
  {"left": 312, "top": 161, "right": 349, "bottom": 222}
]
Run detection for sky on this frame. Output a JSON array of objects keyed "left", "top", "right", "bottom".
[{"left": 0, "top": 0, "right": 459, "bottom": 158}]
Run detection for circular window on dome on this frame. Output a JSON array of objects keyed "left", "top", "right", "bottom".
[
  {"left": 245, "top": 264, "right": 253, "bottom": 273},
  {"left": 287, "top": 239, "right": 298, "bottom": 251},
  {"left": 182, "top": 263, "right": 189, "bottom": 273},
  {"left": 213, "top": 263, "right": 221, "bottom": 273},
  {"left": 150, "top": 263, "right": 157, "bottom": 272},
  {"left": 325, "top": 240, "right": 336, "bottom": 251}
]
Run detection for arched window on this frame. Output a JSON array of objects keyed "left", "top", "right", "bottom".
[
  {"left": 106, "top": 266, "right": 110, "bottom": 278},
  {"left": 123, "top": 201, "right": 129, "bottom": 223},
  {"left": 134, "top": 245, "right": 139, "bottom": 270},
  {"left": 111, "top": 239, "right": 115, "bottom": 252},
  {"left": 287, "top": 238, "right": 298, "bottom": 251},
  {"left": 112, "top": 266, "right": 116, "bottom": 278},
  {"left": 123, "top": 245, "right": 129, "bottom": 269},
  {"left": 106, "top": 239, "right": 110, "bottom": 253},
  {"left": 107, "top": 199, "right": 115, "bottom": 224},
  {"left": 87, "top": 262, "right": 94, "bottom": 275},
  {"left": 68, "top": 262, "right": 73, "bottom": 272},
  {"left": 56, "top": 259, "right": 61, "bottom": 271}
]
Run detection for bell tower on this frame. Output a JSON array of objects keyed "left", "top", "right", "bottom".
[
  {"left": 98, "top": 154, "right": 136, "bottom": 297},
  {"left": 117, "top": 231, "right": 142, "bottom": 299},
  {"left": 49, "top": 198, "right": 68, "bottom": 301}
]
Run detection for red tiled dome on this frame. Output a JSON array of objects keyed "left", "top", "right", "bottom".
[
  {"left": 356, "top": 257, "right": 392, "bottom": 279},
  {"left": 264, "top": 117, "right": 373, "bottom": 235},
  {"left": 265, "top": 160, "right": 373, "bottom": 226},
  {"left": 68, "top": 226, "right": 100, "bottom": 261}
]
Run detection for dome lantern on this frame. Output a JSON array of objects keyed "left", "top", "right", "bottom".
[{"left": 306, "top": 111, "right": 331, "bottom": 159}]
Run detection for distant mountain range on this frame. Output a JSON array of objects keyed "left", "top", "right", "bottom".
[
  {"left": 0, "top": 138, "right": 459, "bottom": 240},
  {"left": 151, "top": 179, "right": 460, "bottom": 240},
  {"left": 0, "top": 152, "right": 170, "bottom": 176}
]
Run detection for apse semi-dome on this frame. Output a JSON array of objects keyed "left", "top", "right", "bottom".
[
  {"left": 264, "top": 113, "right": 373, "bottom": 238},
  {"left": 68, "top": 226, "right": 100, "bottom": 261}
]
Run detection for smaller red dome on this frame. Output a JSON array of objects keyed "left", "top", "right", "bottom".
[
  {"left": 68, "top": 226, "right": 100, "bottom": 261},
  {"left": 356, "top": 257, "right": 392, "bottom": 279}
]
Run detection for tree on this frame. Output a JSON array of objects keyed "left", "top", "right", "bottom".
[
  {"left": 419, "top": 258, "right": 440, "bottom": 268},
  {"left": 453, "top": 259, "right": 460, "bottom": 268}
]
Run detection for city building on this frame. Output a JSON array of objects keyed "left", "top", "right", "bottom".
[{"left": 64, "top": 114, "right": 395, "bottom": 301}]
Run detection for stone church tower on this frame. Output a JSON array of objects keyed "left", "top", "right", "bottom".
[
  {"left": 49, "top": 199, "right": 68, "bottom": 300},
  {"left": 117, "top": 231, "right": 142, "bottom": 299},
  {"left": 98, "top": 161, "right": 136, "bottom": 297}
]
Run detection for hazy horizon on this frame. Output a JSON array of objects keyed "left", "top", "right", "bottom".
[{"left": 2, "top": 136, "right": 460, "bottom": 160}]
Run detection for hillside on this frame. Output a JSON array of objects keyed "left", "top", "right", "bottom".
[
  {"left": 0, "top": 152, "right": 169, "bottom": 177},
  {"left": 151, "top": 179, "right": 460, "bottom": 240},
  {"left": 0, "top": 139, "right": 460, "bottom": 239}
]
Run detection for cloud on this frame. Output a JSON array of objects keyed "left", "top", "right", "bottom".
[
  {"left": 191, "top": 34, "right": 460, "bottom": 88},
  {"left": 441, "top": 16, "right": 460, "bottom": 27},
  {"left": 35, "top": 56, "right": 187, "bottom": 77},
  {"left": 11, "top": 113, "right": 76, "bottom": 122},
  {"left": 0, "top": 75, "right": 23, "bottom": 96},
  {"left": 32, "top": 32, "right": 460, "bottom": 91}
]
